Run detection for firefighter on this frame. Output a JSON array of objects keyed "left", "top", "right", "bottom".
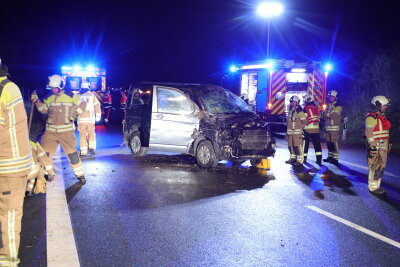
[
  {"left": 77, "top": 82, "right": 101, "bottom": 157},
  {"left": 322, "top": 90, "right": 342, "bottom": 164},
  {"left": 0, "top": 63, "right": 32, "bottom": 265},
  {"left": 101, "top": 89, "right": 112, "bottom": 124},
  {"left": 302, "top": 94, "right": 323, "bottom": 165},
  {"left": 285, "top": 95, "right": 307, "bottom": 166},
  {"left": 120, "top": 89, "right": 127, "bottom": 109},
  {"left": 26, "top": 134, "right": 55, "bottom": 197},
  {"left": 31, "top": 75, "right": 87, "bottom": 184},
  {"left": 365, "top": 96, "right": 391, "bottom": 195}
]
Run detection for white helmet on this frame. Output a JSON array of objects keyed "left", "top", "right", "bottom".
[
  {"left": 48, "top": 75, "right": 64, "bottom": 89},
  {"left": 328, "top": 90, "right": 338, "bottom": 98},
  {"left": 371, "top": 96, "right": 390, "bottom": 106},
  {"left": 289, "top": 95, "right": 300, "bottom": 104},
  {"left": 303, "top": 94, "right": 314, "bottom": 103},
  {"left": 81, "top": 82, "right": 90, "bottom": 89}
]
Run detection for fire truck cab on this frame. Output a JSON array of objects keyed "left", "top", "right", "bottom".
[
  {"left": 239, "top": 60, "right": 328, "bottom": 122},
  {"left": 61, "top": 65, "right": 106, "bottom": 91}
]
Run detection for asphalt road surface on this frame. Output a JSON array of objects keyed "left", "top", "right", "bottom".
[{"left": 20, "top": 124, "right": 400, "bottom": 266}]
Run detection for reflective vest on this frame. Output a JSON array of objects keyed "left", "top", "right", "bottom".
[
  {"left": 367, "top": 112, "right": 391, "bottom": 140},
  {"left": 304, "top": 105, "right": 320, "bottom": 130}
]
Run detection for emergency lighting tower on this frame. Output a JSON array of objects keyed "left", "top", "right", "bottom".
[{"left": 257, "top": 2, "right": 284, "bottom": 59}]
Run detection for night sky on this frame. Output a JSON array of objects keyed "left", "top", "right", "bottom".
[{"left": 2, "top": 0, "right": 399, "bottom": 89}]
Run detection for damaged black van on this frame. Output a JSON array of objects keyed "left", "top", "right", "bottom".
[{"left": 123, "top": 83, "right": 276, "bottom": 168}]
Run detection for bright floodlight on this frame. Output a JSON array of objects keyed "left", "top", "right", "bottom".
[
  {"left": 87, "top": 65, "right": 95, "bottom": 72},
  {"left": 73, "top": 65, "right": 81, "bottom": 72},
  {"left": 230, "top": 65, "right": 239, "bottom": 72},
  {"left": 324, "top": 63, "right": 333, "bottom": 72},
  {"left": 257, "top": 2, "right": 283, "bottom": 17}
]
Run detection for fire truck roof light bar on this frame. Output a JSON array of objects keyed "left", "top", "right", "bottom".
[
  {"left": 291, "top": 68, "right": 307, "bottom": 73},
  {"left": 241, "top": 64, "right": 274, "bottom": 70}
]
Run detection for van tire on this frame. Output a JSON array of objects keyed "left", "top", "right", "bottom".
[
  {"left": 129, "top": 131, "right": 148, "bottom": 157},
  {"left": 196, "top": 140, "right": 218, "bottom": 168}
]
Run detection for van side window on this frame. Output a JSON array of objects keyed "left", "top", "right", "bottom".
[{"left": 157, "top": 88, "right": 194, "bottom": 115}]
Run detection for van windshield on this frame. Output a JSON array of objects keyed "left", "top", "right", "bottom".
[{"left": 201, "top": 90, "right": 254, "bottom": 114}]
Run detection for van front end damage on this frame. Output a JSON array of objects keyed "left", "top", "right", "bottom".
[{"left": 198, "top": 116, "right": 276, "bottom": 162}]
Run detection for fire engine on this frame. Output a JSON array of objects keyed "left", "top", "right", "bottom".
[
  {"left": 231, "top": 60, "right": 330, "bottom": 122},
  {"left": 61, "top": 65, "right": 106, "bottom": 91}
]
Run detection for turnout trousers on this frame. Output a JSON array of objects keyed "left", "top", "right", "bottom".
[
  {"left": 0, "top": 177, "right": 26, "bottom": 266},
  {"left": 78, "top": 124, "right": 96, "bottom": 155},
  {"left": 288, "top": 134, "right": 304, "bottom": 163},
  {"left": 41, "top": 131, "right": 84, "bottom": 178},
  {"left": 367, "top": 145, "right": 388, "bottom": 192},
  {"left": 326, "top": 130, "right": 340, "bottom": 160},
  {"left": 303, "top": 131, "right": 322, "bottom": 162}
]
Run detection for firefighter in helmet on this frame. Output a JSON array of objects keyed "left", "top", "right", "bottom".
[
  {"left": 0, "top": 62, "right": 32, "bottom": 265},
  {"left": 285, "top": 95, "right": 307, "bottom": 166},
  {"left": 322, "top": 90, "right": 342, "bottom": 164},
  {"left": 31, "top": 75, "right": 87, "bottom": 184},
  {"left": 77, "top": 82, "right": 101, "bottom": 157},
  {"left": 365, "top": 96, "right": 391, "bottom": 195},
  {"left": 302, "top": 94, "right": 323, "bottom": 165}
]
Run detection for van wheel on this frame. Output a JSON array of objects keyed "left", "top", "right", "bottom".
[
  {"left": 196, "top": 140, "right": 218, "bottom": 168},
  {"left": 129, "top": 132, "right": 148, "bottom": 157}
]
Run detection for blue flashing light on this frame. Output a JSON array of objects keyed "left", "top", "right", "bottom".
[
  {"left": 87, "top": 65, "right": 95, "bottom": 72},
  {"left": 62, "top": 66, "right": 72, "bottom": 71},
  {"left": 266, "top": 61, "right": 274, "bottom": 69},
  {"left": 324, "top": 63, "right": 333, "bottom": 72},
  {"left": 73, "top": 65, "right": 82, "bottom": 72},
  {"left": 230, "top": 65, "right": 239, "bottom": 72}
]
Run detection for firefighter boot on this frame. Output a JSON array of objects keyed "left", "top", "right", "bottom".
[
  {"left": 25, "top": 191, "right": 34, "bottom": 197},
  {"left": 88, "top": 149, "right": 95, "bottom": 156},
  {"left": 77, "top": 175, "right": 86, "bottom": 185},
  {"left": 285, "top": 158, "right": 296, "bottom": 165}
]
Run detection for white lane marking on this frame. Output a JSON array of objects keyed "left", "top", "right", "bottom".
[
  {"left": 47, "top": 155, "right": 80, "bottom": 267},
  {"left": 306, "top": 205, "right": 400, "bottom": 248},
  {"left": 339, "top": 160, "right": 400, "bottom": 178}
]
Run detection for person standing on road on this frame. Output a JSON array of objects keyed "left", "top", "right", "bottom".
[
  {"left": 285, "top": 96, "right": 307, "bottom": 166},
  {"left": 302, "top": 94, "right": 323, "bottom": 165},
  {"left": 31, "top": 75, "right": 87, "bottom": 184},
  {"left": 365, "top": 96, "right": 391, "bottom": 195},
  {"left": 322, "top": 90, "right": 342, "bottom": 164},
  {"left": 77, "top": 82, "right": 101, "bottom": 157},
  {"left": 0, "top": 63, "right": 32, "bottom": 265}
]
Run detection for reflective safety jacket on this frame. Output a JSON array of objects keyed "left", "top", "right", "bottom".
[
  {"left": 36, "top": 92, "right": 86, "bottom": 133},
  {"left": 303, "top": 104, "right": 321, "bottom": 133},
  {"left": 286, "top": 106, "right": 307, "bottom": 135},
  {"left": 101, "top": 93, "right": 112, "bottom": 106},
  {"left": 77, "top": 91, "right": 101, "bottom": 125},
  {"left": 324, "top": 100, "right": 342, "bottom": 132},
  {"left": 365, "top": 112, "right": 391, "bottom": 149},
  {"left": 0, "top": 77, "right": 32, "bottom": 178}
]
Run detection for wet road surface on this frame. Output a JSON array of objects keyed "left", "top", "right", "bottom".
[{"left": 20, "top": 125, "right": 400, "bottom": 266}]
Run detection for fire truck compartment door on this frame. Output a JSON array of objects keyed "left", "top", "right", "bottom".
[{"left": 150, "top": 86, "right": 199, "bottom": 153}]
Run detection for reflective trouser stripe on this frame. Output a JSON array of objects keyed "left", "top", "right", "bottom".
[
  {"left": 26, "top": 179, "right": 35, "bottom": 190},
  {"left": 7, "top": 210, "right": 18, "bottom": 266}
]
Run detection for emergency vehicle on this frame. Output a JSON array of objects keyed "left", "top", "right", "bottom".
[
  {"left": 235, "top": 60, "right": 329, "bottom": 121},
  {"left": 61, "top": 65, "right": 106, "bottom": 91}
]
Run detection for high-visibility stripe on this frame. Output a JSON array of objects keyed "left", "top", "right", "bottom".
[
  {"left": 0, "top": 154, "right": 32, "bottom": 164},
  {"left": 272, "top": 100, "right": 285, "bottom": 114},
  {"left": 48, "top": 103, "right": 74, "bottom": 107},
  {"left": 315, "top": 152, "right": 322, "bottom": 155},
  {"left": 8, "top": 210, "right": 19, "bottom": 266}
]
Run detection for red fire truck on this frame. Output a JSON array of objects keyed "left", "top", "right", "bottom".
[{"left": 237, "top": 60, "right": 329, "bottom": 122}]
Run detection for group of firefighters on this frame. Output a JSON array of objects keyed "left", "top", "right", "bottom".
[
  {"left": 286, "top": 90, "right": 392, "bottom": 195},
  {"left": 0, "top": 60, "right": 394, "bottom": 265},
  {"left": 0, "top": 64, "right": 105, "bottom": 265}
]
